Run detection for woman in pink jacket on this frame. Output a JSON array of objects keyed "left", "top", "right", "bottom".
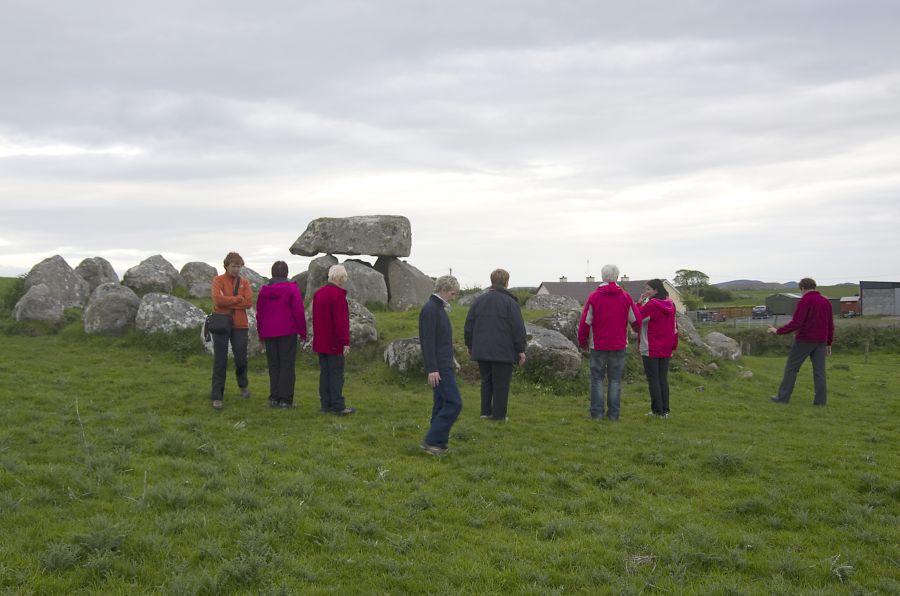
[
  {"left": 256, "top": 261, "right": 307, "bottom": 408},
  {"left": 637, "top": 279, "right": 678, "bottom": 418}
]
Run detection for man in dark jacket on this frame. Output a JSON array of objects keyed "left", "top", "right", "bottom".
[
  {"left": 464, "top": 269, "right": 527, "bottom": 421},
  {"left": 768, "top": 277, "right": 834, "bottom": 405},
  {"left": 419, "top": 275, "right": 461, "bottom": 455}
]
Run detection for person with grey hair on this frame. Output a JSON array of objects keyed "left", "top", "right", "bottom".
[
  {"left": 419, "top": 275, "right": 461, "bottom": 455},
  {"left": 464, "top": 268, "right": 527, "bottom": 421},
  {"left": 312, "top": 264, "right": 355, "bottom": 415},
  {"left": 577, "top": 263, "right": 642, "bottom": 420}
]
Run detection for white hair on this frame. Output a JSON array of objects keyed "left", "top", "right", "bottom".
[
  {"left": 327, "top": 264, "right": 348, "bottom": 284},
  {"left": 600, "top": 264, "right": 619, "bottom": 283},
  {"left": 433, "top": 275, "right": 460, "bottom": 293}
]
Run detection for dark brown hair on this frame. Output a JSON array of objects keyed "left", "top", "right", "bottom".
[
  {"left": 223, "top": 252, "right": 244, "bottom": 267},
  {"left": 647, "top": 278, "right": 668, "bottom": 299},
  {"left": 799, "top": 277, "right": 817, "bottom": 290},
  {"left": 271, "top": 260, "right": 288, "bottom": 278}
]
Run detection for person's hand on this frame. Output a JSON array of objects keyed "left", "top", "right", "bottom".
[
  {"left": 427, "top": 371, "right": 441, "bottom": 388},
  {"left": 826, "top": 345, "right": 832, "bottom": 356},
  {"left": 518, "top": 352, "right": 526, "bottom": 366},
  {"left": 343, "top": 345, "right": 351, "bottom": 356},
  {"left": 767, "top": 326, "right": 778, "bottom": 334}
]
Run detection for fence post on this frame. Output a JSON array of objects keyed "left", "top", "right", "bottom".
[{"left": 865, "top": 340, "right": 869, "bottom": 363}]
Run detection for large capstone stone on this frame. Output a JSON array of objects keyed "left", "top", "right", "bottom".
[
  {"left": 83, "top": 283, "right": 141, "bottom": 336},
  {"left": 123, "top": 255, "right": 186, "bottom": 295},
  {"left": 75, "top": 257, "right": 119, "bottom": 293},
  {"left": 374, "top": 257, "right": 434, "bottom": 311},
  {"left": 705, "top": 331, "right": 742, "bottom": 360},
  {"left": 523, "top": 324, "right": 582, "bottom": 381},
  {"left": 526, "top": 294, "right": 582, "bottom": 311},
  {"left": 304, "top": 298, "right": 377, "bottom": 348},
  {"left": 24, "top": 255, "right": 90, "bottom": 308},
  {"left": 384, "top": 337, "right": 423, "bottom": 374},
  {"left": 531, "top": 308, "right": 581, "bottom": 344},
  {"left": 240, "top": 266, "right": 266, "bottom": 294},
  {"left": 306, "top": 254, "right": 338, "bottom": 300},
  {"left": 135, "top": 293, "right": 206, "bottom": 334},
  {"left": 342, "top": 260, "right": 388, "bottom": 307},
  {"left": 290, "top": 215, "right": 412, "bottom": 257},
  {"left": 201, "top": 308, "right": 263, "bottom": 357},
  {"left": 13, "top": 283, "right": 64, "bottom": 322},
  {"left": 180, "top": 262, "right": 217, "bottom": 298}
]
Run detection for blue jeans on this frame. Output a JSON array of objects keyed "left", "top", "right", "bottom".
[
  {"left": 589, "top": 349, "right": 626, "bottom": 419},
  {"left": 424, "top": 368, "right": 462, "bottom": 448}
]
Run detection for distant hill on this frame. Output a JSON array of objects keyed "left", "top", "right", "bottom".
[{"left": 713, "top": 280, "right": 799, "bottom": 290}]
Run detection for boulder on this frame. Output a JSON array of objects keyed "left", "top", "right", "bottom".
[
  {"left": 23, "top": 255, "right": 90, "bottom": 308},
  {"left": 201, "top": 308, "right": 263, "bottom": 357},
  {"left": 306, "top": 254, "right": 338, "bottom": 300},
  {"left": 457, "top": 290, "right": 486, "bottom": 307},
  {"left": 374, "top": 257, "right": 434, "bottom": 311},
  {"left": 83, "top": 283, "right": 141, "bottom": 335},
  {"left": 123, "top": 255, "right": 185, "bottom": 295},
  {"left": 75, "top": 257, "right": 119, "bottom": 293},
  {"left": 384, "top": 337, "right": 424, "bottom": 374},
  {"left": 135, "top": 293, "right": 206, "bottom": 334},
  {"left": 240, "top": 266, "right": 266, "bottom": 294},
  {"left": 289, "top": 215, "right": 412, "bottom": 257},
  {"left": 305, "top": 298, "right": 378, "bottom": 348},
  {"left": 180, "top": 262, "right": 217, "bottom": 298},
  {"left": 12, "top": 283, "right": 64, "bottom": 322},
  {"left": 525, "top": 294, "right": 582, "bottom": 312},
  {"left": 677, "top": 311, "right": 706, "bottom": 349},
  {"left": 292, "top": 272, "right": 309, "bottom": 300},
  {"left": 342, "top": 260, "right": 388, "bottom": 307},
  {"left": 523, "top": 324, "right": 582, "bottom": 380},
  {"left": 531, "top": 308, "right": 581, "bottom": 344},
  {"left": 705, "top": 331, "right": 742, "bottom": 360}
]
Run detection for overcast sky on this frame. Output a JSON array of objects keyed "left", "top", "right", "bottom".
[{"left": 2, "top": 0, "right": 898, "bottom": 288}]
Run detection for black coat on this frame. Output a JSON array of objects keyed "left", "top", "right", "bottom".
[{"left": 464, "top": 287, "right": 527, "bottom": 363}]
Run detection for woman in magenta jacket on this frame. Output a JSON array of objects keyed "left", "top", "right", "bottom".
[
  {"left": 637, "top": 279, "right": 678, "bottom": 418},
  {"left": 256, "top": 261, "right": 307, "bottom": 408}
]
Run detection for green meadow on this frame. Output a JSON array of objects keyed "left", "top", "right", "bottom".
[{"left": 1, "top": 278, "right": 898, "bottom": 594}]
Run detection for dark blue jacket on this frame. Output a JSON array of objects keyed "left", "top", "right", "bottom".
[
  {"left": 419, "top": 294, "right": 455, "bottom": 373},
  {"left": 464, "top": 287, "right": 527, "bottom": 363}
]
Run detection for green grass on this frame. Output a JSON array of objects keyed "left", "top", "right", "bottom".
[{"left": 1, "top": 291, "right": 899, "bottom": 593}]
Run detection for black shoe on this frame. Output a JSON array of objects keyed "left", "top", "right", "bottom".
[
  {"left": 333, "top": 407, "right": 356, "bottom": 416},
  {"left": 770, "top": 396, "right": 789, "bottom": 404},
  {"left": 240, "top": 386, "right": 251, "bottom": 399},
  {"left": 269, "top": 399, "right": 279, "bottom": 408}
]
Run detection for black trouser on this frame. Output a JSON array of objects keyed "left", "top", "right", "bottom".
[
  {"left": 478, "top": 361, "right": 513, "bottom": 420},
  {"left": 776, "top": 341, "right": 827, "bottom": 405},
  {"left": 265, "top": 335, "right": 298, "bottom": 405},
  {"left": 642, "top": 356, "right": 671, "bottom": 415},
  {"left": 318, "top": 353, "right": 346, "bottom": 412},
  {"left": 211, "top": 327, "right": 249, "bottom": 400}
]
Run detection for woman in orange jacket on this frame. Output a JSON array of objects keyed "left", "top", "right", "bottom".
[{"left": 210, "top": 251, "right": 254, "bottom": 410}]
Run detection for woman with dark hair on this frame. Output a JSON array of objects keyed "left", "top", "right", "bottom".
[
  {"left": 210, "top": 252, "right": 254, "bottom": 410},
  {"left": 637, "top": 279, "right": 678, "bottom": 418},
  {"left": 256, "top": 260, "right": 307, "bottom": 408}
]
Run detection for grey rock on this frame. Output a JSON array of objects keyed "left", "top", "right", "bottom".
[
  {"left": 83, "top": 283, "right": 141, "bottom": 335},
  {"left": 523, "top": 324, "right": 582, "bottom": 380},
  {"left": 180, "top": 262, "right": 218, "bottom": 298},
  {"left": 123, "top": 255, "right": 186, "bottom": 295},
  {"left": 290, "top": 215, "right": 412, "bottom": 257},
  {"left": 292, "top": 272, "right": 309, "bottom": 300},
  {"left": 705, "top": 331, "right": 742, "bottom": 360},
  {"left": 384, "top": 337, "right": 423, "bottom": 374},
  {"left": 738, "top": 370, "right": 754, "bottom": 379},
  {"left": 531, "top": 308, "right": 581, "bottom": 344},
  {"left": 305, "top": 298, "right": 378, "bottom": 348},
  {"left": 201, "top": 308, "right": 263, "bottom": 357},
  {"left": 12, "top": 283, "right": 64, "bottom": 322},
  {"left": 75, "top": 257, "right": 119, "bottom": 293},
  {"left": 457, "top": 290, "right": 486, "bottom": 307},
  {"left": 677, "top": 311, "right": 707, "bottom": 349},
  {"left": 526, "top": 294, "right": 582, "bottom": 311},
  {"left": 24, "top": 255, "right": 91, "bottom": 308},
  {"left": 240, "top": 266, "right": 266, "bottom": 294},
  {"left": 135, "top": 293, "right": 206, "bottom": 334},
  {"left": 342, "top": 260, "right": 388, "bottom": 307},
  {"left": 374, "top": 257, "right": 434, "bottom": 311},
  {"left": 306, "top": 254, "right": 338, "bottom": 300}
]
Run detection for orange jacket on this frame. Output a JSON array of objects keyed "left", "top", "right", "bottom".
[{"left": 211, "top": 273, "right": 253, "bottom": 329}]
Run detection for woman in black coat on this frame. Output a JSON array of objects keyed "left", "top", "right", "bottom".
[{"left": 464, "top": 269, "right": 527, "bottom": 421}]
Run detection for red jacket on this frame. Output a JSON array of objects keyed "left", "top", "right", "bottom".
[
  {"left": 637, "top": 298, "right": 678, "bottom": 358},
  {"left": 211, "top": 273, "right": 253, "bottom": 329},
  {"left": 312, "top": 283, "right": 350, "bottom": 354},
  {"left": 577, "top": 282, "right": 642, "bottom": 350},
  {"left": 255, "top": 279, "right": 307, "bottom": 340},
  {"left": 777, "top": 290, "right": 834, "bottom": 345}
]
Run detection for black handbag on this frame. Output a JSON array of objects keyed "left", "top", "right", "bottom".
[{"left": 203, "top": 277, "right": 241, "bottom": 339}]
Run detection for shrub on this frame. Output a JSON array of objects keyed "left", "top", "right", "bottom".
[
  {"left": 0, "top": 276, "right": 26, "bottom": 315},
  {"left": 701, "top": 286, "right": 733, "bottom": 301}
]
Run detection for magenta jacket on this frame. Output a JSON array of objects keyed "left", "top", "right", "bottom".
[
  {"left": 312, "top": 283, "right": 350, "bottom": 355},
  {"left": 776, "top": 290, "right": 834, "bottom": 345},
  {"left": 255, "top": 279, "right": 307, "bottom": 341},
  {"left": 637, "top": 298, "right": 679, "bottom": 358},
  {"left": 577, "top": 282, "right": 642, "bottom": 350}
]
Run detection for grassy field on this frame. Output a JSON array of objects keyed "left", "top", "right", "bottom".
[
  {"left": 701, "top": 285, "right": 858, "bottom": 308},
  {"left": 1, "top": 282, "right": 898, "bottom": 594}
]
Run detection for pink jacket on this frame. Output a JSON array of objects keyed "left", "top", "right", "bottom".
[
  {"left": 577, "top": 282, "right": 642, "bottom": 350},
  {"left": 312, "top": 283, "right": 350, "bottom": 355},
  {"left": 255, "top": 280, "right": 307, "bottom": 340},
  {"left": 638, "top": 298, "right": 678, "bottom": 358}
]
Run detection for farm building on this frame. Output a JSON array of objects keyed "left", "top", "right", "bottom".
[
  {"left": 536, "top": 277, "right": 686, "bottom": 312},
  {"left": 766, "top": 292, "right": 840, "bottom": 316},
  {"left": 840, "top": 296, "right": 860, "bottom": 317},
  {"left": 860, "top": 281, "right": 900, "bottom": 315}
]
